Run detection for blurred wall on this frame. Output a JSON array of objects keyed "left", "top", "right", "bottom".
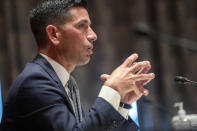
[{"left": 0, "top": 0, "right": 197, "bottom": 130}]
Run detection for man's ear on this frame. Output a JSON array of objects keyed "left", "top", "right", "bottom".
[{"left": 46, "top": 25, "right": 61, "bottom": 46}]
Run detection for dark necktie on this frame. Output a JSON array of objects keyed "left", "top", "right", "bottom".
[{"left": 67, "top": 76, "right": 83, "bottom": 123}]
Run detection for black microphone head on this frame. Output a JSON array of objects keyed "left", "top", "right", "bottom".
[
  {"left": 133, "top": 23, "right": 157, "bottom": 38},
  {"left": 175, "top": 76, "right": 188, "bottom": 84}
]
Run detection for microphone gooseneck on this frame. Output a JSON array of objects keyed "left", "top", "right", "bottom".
[{"left": 175, "top": 76, "right": 197, "bottom": 86}]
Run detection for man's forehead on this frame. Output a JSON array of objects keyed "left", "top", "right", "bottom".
[{"left": 68, "top": 7, "right": 91, "bottom": 24}]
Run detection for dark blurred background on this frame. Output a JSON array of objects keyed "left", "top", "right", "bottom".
[{"left": 0, "top": 0, "right": 197, "bottom": 130}]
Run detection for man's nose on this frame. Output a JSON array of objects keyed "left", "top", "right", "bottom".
[{"left": 87, "top": 27, "right": 97, "bottom": 43}]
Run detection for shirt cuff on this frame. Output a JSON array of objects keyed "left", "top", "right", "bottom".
[
  {"left": 118, "top": 106, "right": 130, "bottom": 120},
  {"left": 98, "top": 85, "right": 120, "bottom": 110}
]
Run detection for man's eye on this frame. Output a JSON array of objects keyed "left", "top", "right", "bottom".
[
  {"left": 78, "top": 24, "right": 85, "bottom": 28},
  {"left": 78, "top": 24, "right": 86, "bottom": 28}
]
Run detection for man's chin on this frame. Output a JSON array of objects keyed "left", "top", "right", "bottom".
[{"left": 77, "top": 57, "right": 90, "bottom": 66}]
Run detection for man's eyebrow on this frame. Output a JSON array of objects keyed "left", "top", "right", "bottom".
[{"left": 77, "top": 19, "right": 91, "bottom": 25}]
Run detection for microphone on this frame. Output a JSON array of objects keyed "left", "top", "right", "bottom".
[
  {"left": 133, "top": 23, "right": 197, "bottom": 52},
  {"left": 175, "top": 76, "right": 197, "bottom": 86}
]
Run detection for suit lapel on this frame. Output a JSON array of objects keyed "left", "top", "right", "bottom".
[{"left": 32, "top": 54, "right": 75, "bottom": 114}]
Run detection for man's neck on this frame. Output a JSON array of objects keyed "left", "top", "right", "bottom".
[{"left": 39, "top": 49, "right": 75, "bottom": 74}]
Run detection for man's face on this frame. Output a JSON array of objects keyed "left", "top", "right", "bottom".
[{"left": 57, "top": 7, "right": 97, "bottom": 66}]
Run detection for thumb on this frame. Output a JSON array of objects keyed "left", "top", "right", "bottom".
[{"left": 100, "top": 74, "right": 110, "bottom": 81}]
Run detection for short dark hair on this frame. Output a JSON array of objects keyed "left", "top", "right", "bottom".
[{"left": 29, "top": 0, "right": 87, "bottom": 49}]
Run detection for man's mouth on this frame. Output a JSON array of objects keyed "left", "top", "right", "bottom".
[
  {"left": 87, "top": 45, "right": 93, "bottom": 55},
  {"left": 87, "top": 48, "right": 93, "bottom": 55}
]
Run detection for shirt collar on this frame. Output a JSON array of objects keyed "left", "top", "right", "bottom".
[{"left": 40, "top": 53, "right": 70, "bottom": 87}]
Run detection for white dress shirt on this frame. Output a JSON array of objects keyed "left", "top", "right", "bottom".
[{"left": 40, "top": 53, "right": 129, "bottom": 119}]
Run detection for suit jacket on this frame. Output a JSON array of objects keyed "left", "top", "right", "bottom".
[{"left": 0, "top": 54, "right": 139, "bottom": 131}]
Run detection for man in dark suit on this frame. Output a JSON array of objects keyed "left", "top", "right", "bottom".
[{"left": 0, "top": 0, "right": 155, "bottom": 130}]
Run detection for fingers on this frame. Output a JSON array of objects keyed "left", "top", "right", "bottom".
[
  {"left": 129, "top": 61, "right": 150, "bottom": 74},
  {"left": 134, "top": 73, "right": 154, "bottom": 96},
  {"left": 138, "top": 85, "right": 149, "bottom": 96},
  {"left": 122, "top": 53, "right": 138, "bottom": 67},
  {"left": 136, "top": 75, "right": 155, "bottom": 87},
  {"left": 137, "top": 64, "right": 151, "bottom": 74},
  {"left": 136, "top": 80, "right": 147, "bottom": 87},
  {"left": 143, "top": 77, "right": 154, "bottom": 85},
  {"left": 132, "top": 73, "right": 155, "bottom": 81},
  {"left": 135, "top": 72, "right": 154, "bottom": 96},
  {"left": 143, "top": 89, "right": 149, "bottom": 96},
  {"left": 121, "top": 54, "right": 151, "bottom": 75},
  {"left": 100, "top": 74, "right": 110, "bottom": 81},
  {"left": 103, "top": 54, "right": 155, "bottom": 97}
]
